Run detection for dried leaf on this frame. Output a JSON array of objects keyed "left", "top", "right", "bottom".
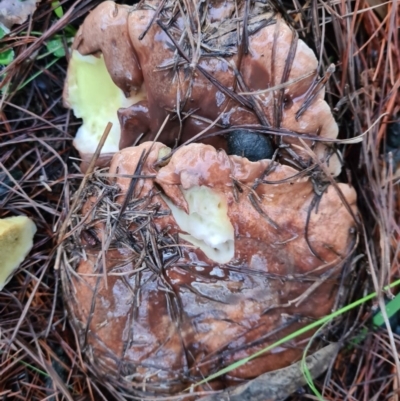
[
  {"left": 198, "top": 343, "right": 340, "bottom": 401},
  {"left": 0, "top": 0, "right": 40, "bottom": 29}
]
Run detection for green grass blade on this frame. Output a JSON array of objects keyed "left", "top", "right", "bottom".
[
  {"left": 301, "top": 323, "right": 330, "bottom": 401},
  {"left": 190, "top": 279, "right": 400, "bottom": 389},
  {"left": 0, "top": 27, "right": 15, "bottom": 66},
  {"left": 0, "top": 350, "right": 48, "bottom": 377},
  {"left": 0, "top": 49, "right": 14, "bottom": 65},
  {"left": 17, "top": 58, "right": 60, "bottom": 91},
  {"left": 52, "top": 0, "right": 64, "bottom": 18},
  {"left": 45, "top": 37, "right": 66, "bottom": 58},
  {"left": 373, "top": 292, "right": 400, "bottom": 327}
]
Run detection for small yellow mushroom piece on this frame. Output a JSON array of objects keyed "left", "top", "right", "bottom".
[{"left": 0, "top": 216, "right": 37, "bottom": 290}]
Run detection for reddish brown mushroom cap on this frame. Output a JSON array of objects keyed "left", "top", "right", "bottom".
[
  {"left": 64, "top": 0, "right": 342, "bottom": 175},
  {"left": 69, "top": 1, "right": 143, "bottom": 94},
  {"left": 66, "top": 142, "right": 357, "bottom": 395}
]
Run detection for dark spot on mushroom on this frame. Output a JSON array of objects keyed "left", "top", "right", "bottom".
[
  {"left": 227, "top": 130, "right": 274, "bottom": 161},
  {"left": 81, "top": 229, "right": 100, "bottom": 247},
  {"left": 283, "top": 95, "right": 293, "bottom": 109}
]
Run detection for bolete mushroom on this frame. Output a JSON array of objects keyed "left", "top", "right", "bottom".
[
  {"left": 0, "top": 216, "right": 37, "bottom": 290},
  {"left": 62, "top": 142, "right": 357, "bottom": 395},
  {"left": 64, "top": 0, "right": 341, "bottom": 175}
]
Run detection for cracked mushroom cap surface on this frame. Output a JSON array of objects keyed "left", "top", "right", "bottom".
[
  {"left": 64, "top": 142, "right": 357, "bottom": 395},
  {"left": 64, "top": 0, "right": 341, "bottom": 176}
]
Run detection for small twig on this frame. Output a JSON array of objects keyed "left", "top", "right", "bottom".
[{"left": 138, "top": 0, "right": 167, "bottom": 40}]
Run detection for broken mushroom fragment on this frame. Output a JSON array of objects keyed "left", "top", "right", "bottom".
[
  {"left": 62, "top": 142, "right": 357, "bottom": 395},
  {"left": 63, "top": 50, "right": 146, "bottom": 167},
  {"left": 0, "top": 216, "right": 37, "bottom": 290},
  {"left": 64, "top": 0, "right": 342, "bottom": 175}
]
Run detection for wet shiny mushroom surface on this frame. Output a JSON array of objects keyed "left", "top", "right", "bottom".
[
  {"left": 63, "top": 0, "right": 342, "bottom": 176},
  {"left": 63, "top": 142, "right": 358, "bottom": 395}
]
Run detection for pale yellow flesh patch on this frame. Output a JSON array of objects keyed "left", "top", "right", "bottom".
[
  {"left": 158, "top": 147, "right": 172, "bottom": 160},
  {"left": 163, "top": 186, "right": 234, "bottom": 264},
  {"left": 65, "top": 50, "right": 146, "bottom": 155},
  {"left": 0, "top": 216, "right": 37, "bottom": 290}
]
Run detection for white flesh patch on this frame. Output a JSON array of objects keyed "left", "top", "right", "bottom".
[
  {"left": 66, "top": 50, "right": 146, "bottom": 155},
  {"left": 163, "top": 186, "right": 234, "bottom": 264}
]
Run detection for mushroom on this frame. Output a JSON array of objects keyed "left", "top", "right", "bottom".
[
  {"left": 63, "top": 142, "right": 357, "bottom": 395},
  {"left": 64, "top": 0, "right": 342, "bottom": 175},
  {"left": 0, "top": 216, "right": 37, "bottom": 290}
]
